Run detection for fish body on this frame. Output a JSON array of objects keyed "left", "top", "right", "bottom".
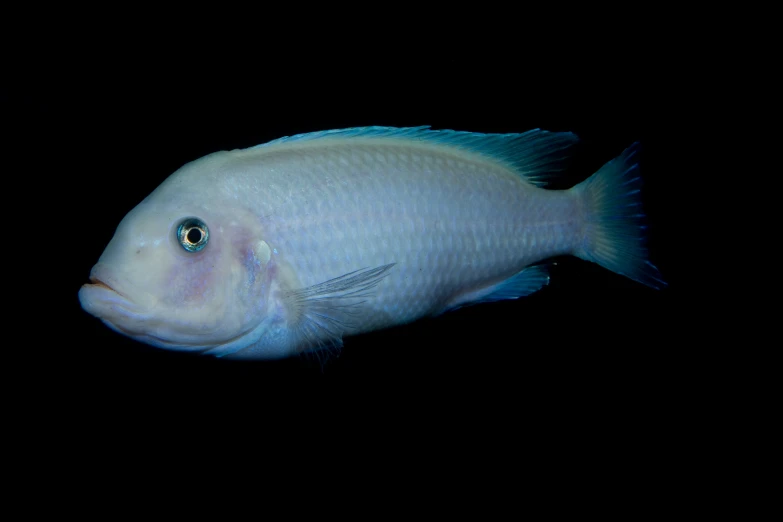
[{"left": 79, "top": 126, "right": 664, "bottom": 359}]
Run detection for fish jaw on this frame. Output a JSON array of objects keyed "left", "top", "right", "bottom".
[
  {"left": 79, "top": 260, "right": 146, "bottom": 318},
  {"left": 79, "top": 279, "right": 220, "bottom": 354},
  {"left": 79, "top": 279, "right": 154, "bottom": 338},
  {"left": 79, "top": 262, "right": 209, "bottom": 352}
]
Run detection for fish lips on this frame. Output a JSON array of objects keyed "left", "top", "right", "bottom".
[{"left": 79, "top": 266, "right": 148, "bottom": 328}]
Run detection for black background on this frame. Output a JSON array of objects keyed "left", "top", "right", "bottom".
[{"left": 7, "top": 53, "right": 686, "bottom": 432}]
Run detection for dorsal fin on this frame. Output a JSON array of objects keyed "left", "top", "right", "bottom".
[{"left": 249, "top": 126, "right": 579, "bottom": 187}]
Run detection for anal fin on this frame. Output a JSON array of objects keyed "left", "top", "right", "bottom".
[{"left": 444, "top": 264, "right": 551, "bottom": 313}]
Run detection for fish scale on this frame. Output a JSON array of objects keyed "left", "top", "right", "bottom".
[
  {"left": 78, "top": 126, "right": 664, "bottom": 359},
  {"left": 235, "top": 140, "right": 579, "bottom": 332}
]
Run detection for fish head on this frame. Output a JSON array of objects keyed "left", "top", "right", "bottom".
[{"left": 78, "top": 178, "right": 276, "bottom": 356}]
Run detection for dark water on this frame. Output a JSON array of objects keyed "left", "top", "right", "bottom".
[{"left": 9, "top": 57, "right": 683, "bottom": 439}]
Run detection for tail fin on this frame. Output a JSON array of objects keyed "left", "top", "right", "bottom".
[{"left": 571, "top": 142, "right": 666, "bottom": 289}]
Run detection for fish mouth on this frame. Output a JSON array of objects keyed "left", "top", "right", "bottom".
[
  {"left": 88, "top": 275, "right": 113, "bottom": 291},
  {"left": 86, "top": 275, "right": 126, "bottom": 298},
  {"left": 79, "top": 269, "right": 145, "bottom": 319}
]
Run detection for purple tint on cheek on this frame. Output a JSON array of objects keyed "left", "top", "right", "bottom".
[
  {"left": 244, "top": 248, "right": 259, "bottom": 288},
  {"left": 165, "top": 253, "right": 218, "bottom": 305}
]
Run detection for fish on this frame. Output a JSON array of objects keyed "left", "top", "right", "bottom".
[{"left": 78, "top": 126, "right": 665, "bottom": 359}]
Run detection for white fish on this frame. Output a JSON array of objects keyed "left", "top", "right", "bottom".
[{"left": 78, "top": 126, "right": 664, "bottom": 359}]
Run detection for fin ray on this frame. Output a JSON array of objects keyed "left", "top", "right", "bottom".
[
  {"left": 572, "top": 143, "right": 666, "bottom": 289},
  {"left": 284, "top": 263, "right": 396, "bottom": 353},
  {"left": 443, "top": 264, "right": 551, "bottom": 313}
]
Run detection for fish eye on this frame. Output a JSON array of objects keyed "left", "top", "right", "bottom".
[{"left": 177, "top": 218, "right": 209, "bottom": 252}]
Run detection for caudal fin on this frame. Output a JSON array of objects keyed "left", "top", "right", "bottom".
[{"left": 571, "top": 143, "right": 666, "bottom": 289}]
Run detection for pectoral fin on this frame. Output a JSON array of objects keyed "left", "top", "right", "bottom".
[{"left": 283, "top": 263, "right": 396, "bottom": 353}]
